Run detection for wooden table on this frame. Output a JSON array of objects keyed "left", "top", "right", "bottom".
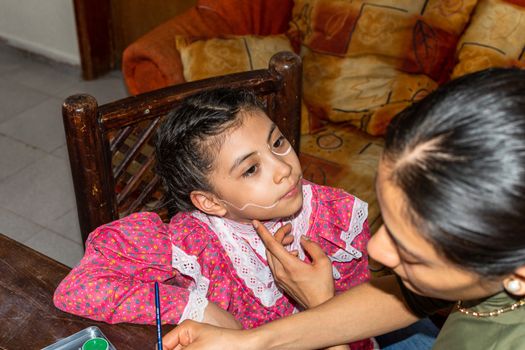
[{"left": 0, "top": 233, "right": 170, "bottom": 349}]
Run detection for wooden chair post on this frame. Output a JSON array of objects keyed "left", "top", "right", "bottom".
[
  {"left": 268, "top": 51, "right": 302, "bottom": 153},
  {"left": 62, "top": 94, "right": 116, "bottom": 244}
]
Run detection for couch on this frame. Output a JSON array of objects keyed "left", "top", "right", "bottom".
[{"left": 121, "top": 0, "right": 525, "bottom": 239}]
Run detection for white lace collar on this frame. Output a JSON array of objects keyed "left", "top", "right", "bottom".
[{"left": 191, "top": 184, "right": 314, "bottom": 306}]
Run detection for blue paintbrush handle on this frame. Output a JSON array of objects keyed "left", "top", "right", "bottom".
[{"left": 155, "top": 281, "right": 163, "bottom": 349}]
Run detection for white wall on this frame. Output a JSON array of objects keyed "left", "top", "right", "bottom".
[{"left": 0, "top": 0, "right": 80, "bottom": 65}]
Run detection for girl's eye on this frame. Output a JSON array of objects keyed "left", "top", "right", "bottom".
[
  {"left": 272, "top": 136, "right": 287, "bottom": 149},
  {"left": 242, "top": 165, "right": 258, "bottom": 178}
]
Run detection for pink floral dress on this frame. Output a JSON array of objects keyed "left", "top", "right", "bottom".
[{"left": 54, "top": 181, "right": 372, "bottom": 349}]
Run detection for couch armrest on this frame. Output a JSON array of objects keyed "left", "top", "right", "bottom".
[{"left": 122, "top": 0, "right": 293, "bottom": 95}]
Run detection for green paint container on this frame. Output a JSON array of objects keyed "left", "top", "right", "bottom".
[{"left": 82, "top": 337, "right": 109, "bottom": 350}]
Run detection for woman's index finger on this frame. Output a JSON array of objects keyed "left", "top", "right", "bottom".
[{"left": 252, "top": 220, "right": 294, "bottom": 262}]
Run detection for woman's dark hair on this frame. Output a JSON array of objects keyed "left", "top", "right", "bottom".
[
  {"left": 383, "top": 68, "right": 525, "bottom": 277},
  {"left": 155, "top": 88, "right": 264, "bottom": 213}
]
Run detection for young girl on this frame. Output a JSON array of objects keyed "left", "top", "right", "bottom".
[{"left": 53, "top": 88, "right": 372, "bottom": 349}]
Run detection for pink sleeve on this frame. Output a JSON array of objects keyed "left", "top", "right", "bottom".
[
  {"left": 170, "top": 214, "right": 235, "bottom": 317},
  {"left": 53, "top": 212, "right": 190, "bottom": 325}
]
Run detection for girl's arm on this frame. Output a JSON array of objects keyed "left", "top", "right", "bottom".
[
  {"left": 202, "top": 302, "right": 242, "bottom": 329},
  {"left": 53, "top": 214, "right": 193, "bottom": 324},
  {"left": 54, "top": 213, "right": 243, "bottom": 328}
]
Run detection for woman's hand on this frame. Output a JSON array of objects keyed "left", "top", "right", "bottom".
[
  {"left": 202, "top": 301, "right": 243, "bottom": 329},
  {"left": 253, "top": 220, "right": 335, "bottom": 308},
  {"left": 162, "top": 320, "right": 249, "bottom": 350}
]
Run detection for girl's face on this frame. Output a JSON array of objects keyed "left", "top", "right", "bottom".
[
  {"left": 208, "top": 109, "right": 303, "bottom": 222},
  {"left": 368, "top": 160, "right": 503, "bottom": 301}
]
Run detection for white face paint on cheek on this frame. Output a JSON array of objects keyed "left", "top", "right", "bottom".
[
  {"left": 217, "top": 144, "right": 296, "bottom": 212},
  {"left": 218, "top": 199, "right": 280, "bottom": 211}
]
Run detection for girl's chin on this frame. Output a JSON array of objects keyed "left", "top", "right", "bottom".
[{"left": 279, "top": 197, "right": 304, "bottom": 218}]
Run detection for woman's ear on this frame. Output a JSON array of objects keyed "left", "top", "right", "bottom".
[
  {"left": 190, "top": 190, "right": 227, "bottom": 217},
  {"left": 503, "top": 266, "right": 525, "bottom": 296}
]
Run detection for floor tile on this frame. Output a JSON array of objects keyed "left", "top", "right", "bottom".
[
  {"left": 57, "top": 72, "right": 129, "bottom": 105},
  {"left": 0, "top": 97, "right": 65, "bottom": 152},
  {"left": 51, "top": 144, "right": 69, "bottom": 159},
  {"left": 0, "top": 134, "right": 46, "bottom": 181},
  {"left": 0, "top": 207, "right": 43, "bottom": 242},
  {"left": 46, "top": 208, "right": 82, "bottom": 244},
  {"left": 24, "top": 228, "right": 84, "bottom": 267},
  {"left": 0, "top": 79, "right": 51, "bottom": 124},
  {"left": 0, "top": 43, "right": 129, "bottom": 263},
  {"left": 2, "top": 58, "right": 80, "bottom": 97},
  {"left": 0, "top": 154, "right": 76, "bottom": 227},
  {"left": 0, "top": 44, "right": 24, "bottom": 75}
]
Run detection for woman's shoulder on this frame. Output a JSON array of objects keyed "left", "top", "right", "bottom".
[{"left": 434, "top": 301, "right": 525, "bottom": 349}]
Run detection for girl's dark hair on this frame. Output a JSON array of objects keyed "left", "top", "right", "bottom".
[
  {"left": 383, "top": 68, "right": 525, "bottom": 277},
  {"left": 155, "top": 88, "right": 264, "bottom": 213}
]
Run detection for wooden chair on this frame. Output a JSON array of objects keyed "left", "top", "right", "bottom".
[{"left": 62, "top": 51, "right": 302, "bottom": 245}]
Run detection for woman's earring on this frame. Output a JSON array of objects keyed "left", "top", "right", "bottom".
[{"left": 505, "top": 279, "right": 522, "bottom": 294}]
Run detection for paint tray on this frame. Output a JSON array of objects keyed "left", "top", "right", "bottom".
[{"left": 42, "top": 326, "right": 117, "bottom": 350}]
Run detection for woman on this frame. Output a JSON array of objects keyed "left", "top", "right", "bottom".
[{"left": 161, "top": 68, "right": 525, "bottom": 349}]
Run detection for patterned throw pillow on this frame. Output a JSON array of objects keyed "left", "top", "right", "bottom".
[
  {"left": 451, "top": 0, "right": 525, "bottom": 79},
  {"left": 176, "top": 35, "right": 293, "bottom": 81},
  {"left": 288, "top": 0, "right": 478, "bottom": 135}
]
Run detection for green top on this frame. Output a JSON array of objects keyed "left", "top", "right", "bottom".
[
  {"left": 82, "top": 337, "right": 109, "bottom": 350},
  {"left": 433, "top": 291, "right": 525, "bottom": 349}
]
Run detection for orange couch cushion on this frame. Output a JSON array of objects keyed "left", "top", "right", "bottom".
[
  {"left": 122, "top": 0, "right": 294, "bottom": 95},
  {"left": 451, "top": 0, "right": 525, "bottom": 79},
  {"left": 289, "top": 0, "right": 478, "bottom": 135}
]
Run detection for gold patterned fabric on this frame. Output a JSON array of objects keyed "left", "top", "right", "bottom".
[
  {"left": 289, "top": 0, "right": 479, "bottom": 135},
  {"left": 176, "top": 35, "right": 294, "bottom": 81},
  {"left": 452, "top": 0, "right": 525, "bottom": 78}
]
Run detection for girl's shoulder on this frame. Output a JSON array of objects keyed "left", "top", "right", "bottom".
[
  {"left": 95, "top": 211, "right": 166, "bottom": 231},
  {"left": 168, "top": 211, "right": 221, "bottom": 246},
  {"left": 87, "top": 212, "right": 168, "bottom": 239},
  {"left": 305, "top": 180, "right": 367, "bottom": 228},
  {"left": 304, "top": 183, "right": 370, "bottom": 265},
  {"left": 85, "top": 212, "right": 171, "bottom": 253},
  {"left": 169, "top": 211, "right": 213, "bottom": 232},
  {"left": 306, "top": 180, "right": 356, "bottom": 203}
]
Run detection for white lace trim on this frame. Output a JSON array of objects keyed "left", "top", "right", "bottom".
[
  {"left": 191, "top": 185, "right": 314, "bottom": 307},
  {"left": 286, "top": 185, "right": 313, "bottom": 261},
  {"left": 182, "top": 186, "right": 366, "bottom": 306},
  {"left": 172, "top": 244, "right": 210, "bottom": 323},
  {"left": 329, "top": 196, "right": 368, "bottom": 278}
]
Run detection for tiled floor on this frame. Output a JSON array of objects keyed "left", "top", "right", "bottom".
[{"left": 0, "top": 42, "right": 129, "bottom": 267}]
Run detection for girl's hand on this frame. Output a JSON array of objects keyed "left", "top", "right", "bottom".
[
  {"left": 202, "top": 302, "right": 243, "bottom": 329},
  {"left": 162, "top": 321, "right": 252, "bottom": 350},
  {"left": 253, "top": 221, "right": 335, "bottom": 308}
]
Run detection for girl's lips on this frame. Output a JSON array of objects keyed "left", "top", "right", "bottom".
[{"left": 281, "top": 182, "right": 300, "bottom": 199}]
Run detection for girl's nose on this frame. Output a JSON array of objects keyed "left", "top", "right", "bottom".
[{"left": 272, "top": 155, "right": 293, "bottom": 184}]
